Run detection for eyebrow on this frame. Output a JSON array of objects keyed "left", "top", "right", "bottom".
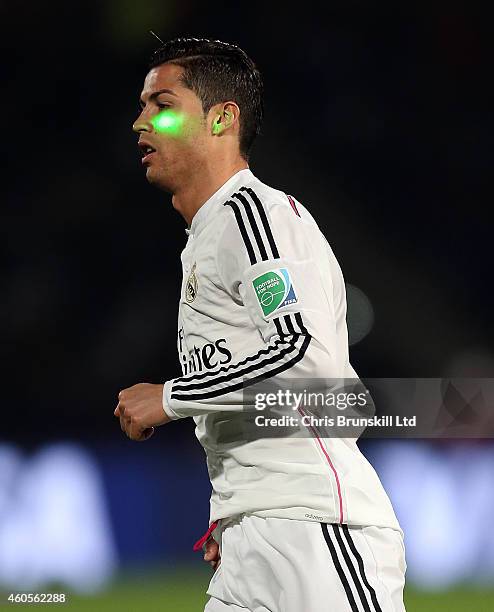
[{"left": 139, "top": 88, "right": 178, "bottom": 107}]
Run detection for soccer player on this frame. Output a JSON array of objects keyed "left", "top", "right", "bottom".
[{"left": 115, "top": 37, "right": 406, "bottom": 611}]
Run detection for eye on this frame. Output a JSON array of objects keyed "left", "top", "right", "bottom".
[{"left": 157, "top": 103, "right": 171, "bottom": 110}]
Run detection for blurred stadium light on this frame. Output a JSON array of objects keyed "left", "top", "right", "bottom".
[
  {"left": 0, "top": 443, "right": 117, "bottom": 593},
  {"left": 345, "top": 283, "right": 375, "bottom": 345},
  {"left": 366, "top": 440, "right": 494, "bottom": 588}
]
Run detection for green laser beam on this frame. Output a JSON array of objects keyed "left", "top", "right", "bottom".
[{"left": 151, "top": 110, "right": 185, "bottom": 135}]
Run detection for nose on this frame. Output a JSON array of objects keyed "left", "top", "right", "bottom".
[{"left": 132, "top": 110, "right": 152, "bottom": 134}]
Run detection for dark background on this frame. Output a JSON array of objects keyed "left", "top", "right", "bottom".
[{"left": 1, "top": 1, "right": 491, "bottom": 443}]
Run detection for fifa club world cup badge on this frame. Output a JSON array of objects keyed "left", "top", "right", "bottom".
[{"left": 185, "top": 263, "right": 198, "bottom": 303}]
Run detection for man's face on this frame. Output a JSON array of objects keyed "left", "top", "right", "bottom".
[{"left": 133, "top": 63, "right": 209, "bottom": 192}]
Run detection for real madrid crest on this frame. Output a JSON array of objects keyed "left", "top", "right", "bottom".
[{"left": 185, "top": 262, "right": 198, "bottom": 303}]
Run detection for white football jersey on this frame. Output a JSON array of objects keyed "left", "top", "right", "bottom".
[{"left": 163, "top": 168, "right": 400, "bottom": 531}]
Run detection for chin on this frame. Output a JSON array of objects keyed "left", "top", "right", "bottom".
[{"left": 145, "top": 167, "right": 172, "bottom": 193}]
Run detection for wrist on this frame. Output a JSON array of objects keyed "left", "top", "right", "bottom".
[{"left": 162, "top": 380, "right": 179, "bottom": 420}]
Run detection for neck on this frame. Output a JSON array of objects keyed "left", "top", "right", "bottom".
[{"left": 172, "top": 158, "right": 249, "bottom": 226}]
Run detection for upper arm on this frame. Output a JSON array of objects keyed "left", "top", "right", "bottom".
[{"left": 216, "top": 186, "right": 333, "bottom": 344}]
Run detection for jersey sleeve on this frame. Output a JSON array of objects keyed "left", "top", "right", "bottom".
[{"left": 163, "top": 186, "right": 348, "bottom": 419}]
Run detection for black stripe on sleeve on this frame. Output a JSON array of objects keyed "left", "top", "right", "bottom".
[
  {"left": 342, "top": 525, "right": 383, "bottom": 612},
  {"left": 239, "top": 187, "right": 280, "bottom": 259},
  {"left": 173, "top": 337, "right": 287, "bottom": 384},
  {"left": 284, "top": 314, "right": 296, "bottom": 336},
  {"left": 332, "top": 525, "right": 372, "bottom": 612},
  {"left": 276, "top": 315, "right": 290, "bottom": 337},
  {"left": 294, "top": 312, "right": 308, "bottom": 335},
  {"left": 224, "top": 200, "right": 256, "bottom": 265},
  {"left": 171, "top": 332, "right": 311, "bottom": 401},
  {"left": 171, "top": 314, "right": 309, "bottom": 395},
  {"left": 321, "top": 523, "right": 359, "bottom": 612},
  {"left": 273, "top": 317, "right": 284, "bottom": 338},
  {"left": 172, "top": 335, "right": 300, "bottom": 392},
  {"left": 172, "top": 313, "right": 303, "bottom": 388},
  {"left": 231, "top": 192, "right": 268, "bottom": 261}
]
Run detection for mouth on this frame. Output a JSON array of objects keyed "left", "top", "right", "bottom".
[{"left": 138, "top": 141, "right": 157, "bottom": 165}]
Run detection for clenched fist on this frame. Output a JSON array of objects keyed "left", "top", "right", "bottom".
[
  {"left": 204, "top": 537, "right": 221, "bottom": 571},
  {"left": 114, "top": 383, "right": 171, "bottom": 441}
]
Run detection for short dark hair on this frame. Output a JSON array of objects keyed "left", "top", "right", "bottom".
[{"left": 148, "top": 37, "right": 264, "bottom": 161}]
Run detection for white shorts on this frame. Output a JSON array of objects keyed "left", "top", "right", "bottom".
[{"left": 205, "top": 515, "right": 406, "bottom": 612}]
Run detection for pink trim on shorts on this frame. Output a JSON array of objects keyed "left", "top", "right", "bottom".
[{"left": 193, "top": 520, "right": 219, "bottom": 552}]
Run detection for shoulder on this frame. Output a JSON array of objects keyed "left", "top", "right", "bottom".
[
  {"left": 217, "top": 174, "right": 317, "bottom": 239},
  {"left": 234, "top": 175, "right": 309, "bottom": 219},
  {"left": 214, "top": 176, "right": 289, "bottom": 262},
  {"left": 214, "top": 174, "right": 327, "bottom": 269}
]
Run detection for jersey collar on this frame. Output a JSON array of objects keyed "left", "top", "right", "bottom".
[{"left": 188, "top": 168, "right": 254, "bottom": 236}]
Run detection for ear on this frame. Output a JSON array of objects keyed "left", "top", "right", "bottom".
[{"left": 211, "top": 102, "right": 239, "bottom": 135}]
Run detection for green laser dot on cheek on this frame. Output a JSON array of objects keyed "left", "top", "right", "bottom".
[{"left": 151, "top": 110, "right": 186, "bottom": 135}]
